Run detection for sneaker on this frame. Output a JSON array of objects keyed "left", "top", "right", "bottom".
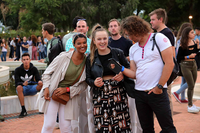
[
  {"left": 0, "top": 114, "right": 4, "bottom": 121},
  {"left": 55, "top": 122, "right": 60, "bottom": 129},
  {"left": 172, "top": 92, "right": 181, "bottom": 103},
  {"left": 19, "top": 111, "right": 27, "bottom": 118},
  {"left": 193, "top": 104, "right": 200, "bottom": 111},
  {"left": 181, "top": 99, "right": 188, "bottom": 103},
  {"left": 188, "top": 105, "right": 199, "bottom": 113}
]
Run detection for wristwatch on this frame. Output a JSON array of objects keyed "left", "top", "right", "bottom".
[{"left": 157, "top": 84, "right": 163, "bottom": 89}]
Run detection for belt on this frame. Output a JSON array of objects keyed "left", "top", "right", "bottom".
[{"left": 135, "top": 89, "right": 150, "bottom": 92}]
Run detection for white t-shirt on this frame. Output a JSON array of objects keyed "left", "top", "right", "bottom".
[
  {"left": 2, "top": 44, "right": 7, "bottom": 52},
  {"left": 129, "top": 33, "right": 171, "bottom": 91}
]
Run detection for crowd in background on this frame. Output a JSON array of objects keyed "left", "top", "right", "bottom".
[{"left": 0, "top": 35, "right": 62, "bottom": 62}]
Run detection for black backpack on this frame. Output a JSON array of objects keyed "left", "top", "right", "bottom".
[
  {"left": 152, "top": 33, "right": 179, "bottom": 85},
  {"left": 48, "top": 37, "right": 65, "bottom": 64}
]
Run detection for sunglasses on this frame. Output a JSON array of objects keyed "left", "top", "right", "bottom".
[{"left": 77, "top": 18, "right": 86, "bottom": 22}]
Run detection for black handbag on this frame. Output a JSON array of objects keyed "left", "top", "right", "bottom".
[
  {"left": 152, "top": 33, "right": 179, "bottom": 85},
  {"left": 123, "top": 77, "right": 135, "bottom": 98}
]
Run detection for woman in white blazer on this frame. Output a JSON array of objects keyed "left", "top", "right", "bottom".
[{"left": 37, "top": 34, "right": 88, "bottom": 133}]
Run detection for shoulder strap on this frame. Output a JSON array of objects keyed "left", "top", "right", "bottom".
[
  {"left": 71, "top": 65, "right": 85, "bottom": 86},
  {"left": 50, "top": 37, "right": 56, "bottom": 49},
  {"left": 151, "top": 33, "right": 165, "bottom": 64}
]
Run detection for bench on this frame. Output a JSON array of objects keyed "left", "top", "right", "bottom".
[{"left": 1, "top": 93, "right": 39, "bottom": 115}]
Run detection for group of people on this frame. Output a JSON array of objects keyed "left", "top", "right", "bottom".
[
  {"left": 0, "top": 35, "right": 48, "bottom": 62},
  {"left": 1, "top": 7, "right": 200, "bottom": 133},
  {"left": 36, "top": 8, "right": 178, "bottom": 133}
]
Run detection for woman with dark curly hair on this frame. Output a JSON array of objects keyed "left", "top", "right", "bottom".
[
  {"left": 31, "top": 35, "right": 38, "bottom": 60},
  {"left": 177, "top": 27, "right": 200, "bottom": 113}
]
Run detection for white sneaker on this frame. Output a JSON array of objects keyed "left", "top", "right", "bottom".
[
  {"left": 188, "top": 105, "right": 199, "bottom": 113},
  {"left": 193, "top": 104, "right": 200, "bottom": 111},
  {"left": 55, "top": 122, "right": 59, "bottom": 129}
]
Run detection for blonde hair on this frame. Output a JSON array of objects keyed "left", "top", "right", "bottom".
[{"left": 90, "top": 24, "right": 108, "bottom": 66}]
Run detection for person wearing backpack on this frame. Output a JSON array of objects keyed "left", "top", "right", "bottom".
[
  {"left": 149, "top": 8, "right": 175, "bottom": 116},
  {"left": 39, "top": 22, "right": 63, "bottom": 66},
  {"left": 121, "top": 15, "right": 177, "bottom": 133}
]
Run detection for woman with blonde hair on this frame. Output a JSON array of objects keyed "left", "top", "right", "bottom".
[{"left": 86, "top": 25, "right": 132, "bottom": 133}]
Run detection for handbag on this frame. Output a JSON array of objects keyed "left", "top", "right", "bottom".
[
  {"left": 52, "top": 65, "right": 85, "bottom": 104},
  {"left": 152, "top": 33, "right": 179, "bottom": 85},
  {"left": 123, "top": 77, "right": 135, "bottom": 98}
]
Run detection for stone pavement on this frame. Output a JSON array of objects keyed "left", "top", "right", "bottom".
[{"left": 1, "top": 57, "right": 200, "bottom": 133}]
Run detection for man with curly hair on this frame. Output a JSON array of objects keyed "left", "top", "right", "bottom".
[{"left": 121, "top": 15, "right": 177, "bottom": 133}]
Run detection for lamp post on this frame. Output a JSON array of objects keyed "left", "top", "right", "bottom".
[{"left": 189, "top": 15, "right": 193, "bottom": 24}]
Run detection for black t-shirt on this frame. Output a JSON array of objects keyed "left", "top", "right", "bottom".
[
  {"left": 98, "top": 52, "right": 116, "bottom": 76},
  {"left": 177, "top": 43, "right": 199, "bottom": 63},
  {"left": 108, "top": 36, "right": 133, "bottom": 57},
  {"left": 160, "top": 28, "right": 175, "bottom": 46}
]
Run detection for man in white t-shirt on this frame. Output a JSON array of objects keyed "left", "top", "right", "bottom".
[{"left": 121, "top": 16, "right": 177, "bottom": 133}]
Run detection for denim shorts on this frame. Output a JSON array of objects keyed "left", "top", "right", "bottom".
[{"left": 16, "top": 85, "right": 38, "bottom": 96}]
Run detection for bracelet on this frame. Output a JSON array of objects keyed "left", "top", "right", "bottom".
[
  {"left": 66, "top": 87, "right": 70, "bottom": 92},
  {"left": 187, "top": 56, "right": 189, "bottom": 59},
  {"left": 121, "top": 66, "right": 125, "bottom": 72}
]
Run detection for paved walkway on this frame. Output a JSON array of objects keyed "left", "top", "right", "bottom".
[{"left": 1, "top": 57, "right": 200, "bottom": 132}]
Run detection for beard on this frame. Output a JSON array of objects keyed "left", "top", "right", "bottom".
[{"left": 111, "top": 33, "right": 118, "bottom": 36}]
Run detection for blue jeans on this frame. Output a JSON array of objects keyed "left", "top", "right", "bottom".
[
  {"left": 16, "top": 85, "right": 38, "bottom": 96},
  {"left": 1, "top": 52, "right": 7, "bottom": 61},
  {"left": 176, "top": 77, "right": 188, "bottom": 100},
  {"left": 39, "top": 51, "right": 45, "bottom": 60},
  {"left": 22, "top": 50, "right": 28, "bottom": 54}
]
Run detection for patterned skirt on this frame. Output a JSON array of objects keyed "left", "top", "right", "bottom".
[{"left": 93, "top": 79, "right": 131, "bottom": 133}]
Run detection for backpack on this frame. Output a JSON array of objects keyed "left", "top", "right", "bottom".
[
  {"left": 152, "top": 33, "right": 179, "bottom": 86},
  {"left": 48, "top": 38, "right": 65, "bottom": 64}
]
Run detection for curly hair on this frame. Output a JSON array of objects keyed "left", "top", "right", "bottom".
[
  {"left": 31, "top": 35, "right": 38, "bottom": 46},
  {"left": 180, "top": 27, "right": 193, "bottom": 50},
  {"left": 121, "top": 15, "right": 151, "bottom": 37}
]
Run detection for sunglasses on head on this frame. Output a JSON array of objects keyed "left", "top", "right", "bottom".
[{"left": 77, "top": 18, "right": 86, "bottom": 22}]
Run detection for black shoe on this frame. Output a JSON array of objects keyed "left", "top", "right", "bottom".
[
  {"left": 0, "top": 114, "right": 4, "bottom": 121},
  {"left": 19, "top": 111, "right": 27, "bottom": 118}
]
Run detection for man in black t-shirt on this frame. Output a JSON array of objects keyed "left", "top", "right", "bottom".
[
  {"left": 15, "top": 53, "right": 43, "bottom": 118},
  {"left": 149, "top": 8, "right": 175, "bottom": 116},
  {"left": 149, "top": 8, "right": 175, "bottom": 57},
  {"left": 108, "top": 19, "right": 133, "bottom": 61}
]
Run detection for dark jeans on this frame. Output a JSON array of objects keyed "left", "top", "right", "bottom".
[
  {"left": 135, "top": 88, "right": 177, "bottom": 133},
  {"left": 9, "top": 46, "right": 14, "bottom": 58},
  {"left": 39, "top": 51, "right": 45, "bottom": 60},
  {"left": 180, "top": 60, "right": 197, "bottom": 106}
]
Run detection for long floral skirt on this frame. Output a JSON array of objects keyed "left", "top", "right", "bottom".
[{"left": 93, "top": 79, "right": 131, "bottom": 133}]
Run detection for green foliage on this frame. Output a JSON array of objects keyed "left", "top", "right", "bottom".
[
  {"left": 2, "top": 0, "right": 200, "bottom": 31},
  {"left": 2, "top": 0, "right": 138, "bottom": 31}
]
